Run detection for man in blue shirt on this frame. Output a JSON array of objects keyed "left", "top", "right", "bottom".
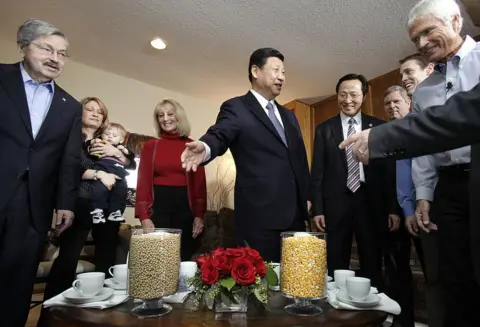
[
  {"left": 395, "top": 52, "right": 443, "bottom": 327},
  {"left": 383, "top": 84, "right": 425, "bottom": 327}
]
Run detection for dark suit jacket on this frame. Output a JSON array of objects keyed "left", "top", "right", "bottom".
[
  {"left": 200, "top": 91, "right": 310, "bottom": 233},
  {"left": 368, "top": 82, "right": 480, "bottom": 283},
  {"left": 310, "top": 113, "right": 397, "bottom": 231},
  {"left": 0, "top": 63, "right": 82, "bottom": 232}
]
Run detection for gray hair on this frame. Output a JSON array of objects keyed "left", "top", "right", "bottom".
[
  {"left": 407, "top": 0, "right": 463, "bottom": 32},
  {"left": 17, "top": 19, "right": 68, "bottom": 49},
  {"left": 384, "top": 85, "right": 410, "bottom": 102}
]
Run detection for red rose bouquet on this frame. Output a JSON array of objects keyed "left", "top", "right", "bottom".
[{"left": 188, "top": 247, "right": 278, "bottom": 310}]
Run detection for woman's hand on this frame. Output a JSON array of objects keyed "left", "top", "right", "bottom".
[
  {"left": 97, "top": 171, "right": 120, "bottom": 190},
  {"left": 192, "top": 217, "right": 204, "bottom": 238},
  {"left": 90, "top": 141, "right": 122, "bottom": 158},
  {"left": 141, "top": 219, "right": 155, "bottom": 230}
]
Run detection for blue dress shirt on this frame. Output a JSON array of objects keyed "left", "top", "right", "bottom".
[
  {"left": 20, "top": 63, "right": 54, "bottom": 138},
  {"left": 396, "top": 158, "right": 416, "bottom": 217}
]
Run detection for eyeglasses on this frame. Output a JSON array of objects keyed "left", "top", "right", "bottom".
[
  {"left": 338, "top": 92, "right": 362, "bottom": 100},
  {"left": 31, "top": 42, "right": 69, "bottom": 61}
]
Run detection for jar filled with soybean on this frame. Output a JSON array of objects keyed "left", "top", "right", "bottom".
[{"left": 128, "top": 228, "right": 182, "bottom": 318}]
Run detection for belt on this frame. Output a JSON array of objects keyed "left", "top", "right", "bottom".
[{"left": 438, "top": 163, "right": 470, "bottom": 172}]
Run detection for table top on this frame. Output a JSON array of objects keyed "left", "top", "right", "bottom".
[{"left": 45, "top": 293, "right": 388, "bottom": 327}]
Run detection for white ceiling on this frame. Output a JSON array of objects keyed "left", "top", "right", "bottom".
[{"left": 0, "top": 0, "right": 478, "bottom": 105}]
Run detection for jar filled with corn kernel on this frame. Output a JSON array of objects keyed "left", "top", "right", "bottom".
[
  {"left": 128, "top": 228, "right": 182, "bottom": 318},
  {"left": 280, "top": 231, "right": 327, "bottom": 316}
]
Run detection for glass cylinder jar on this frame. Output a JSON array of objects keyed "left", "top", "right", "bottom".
[
  {"left": 128, "top": 228, "right": 182, "bottom": 318},
  {"left": 280, "top": 231, "right": 327, "bottom": 316}
]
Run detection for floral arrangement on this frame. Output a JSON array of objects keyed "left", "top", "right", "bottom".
[{"left": 188, "top": 247, "right": 278, "bottom": 310}]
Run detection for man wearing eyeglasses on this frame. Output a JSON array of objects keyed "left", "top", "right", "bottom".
[
  {"left": 0, "top": 19, "right": 81, "bottom": 327},
  {"left": 310, "top": 74, "right": 398, "bottom": 290}
]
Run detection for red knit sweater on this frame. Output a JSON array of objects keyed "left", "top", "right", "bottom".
[{"left": 135, "top": 134, "right": 207, "bottom": 220}]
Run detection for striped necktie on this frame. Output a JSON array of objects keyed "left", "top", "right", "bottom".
[{"left": 346, "top": 118, "right": 360, "bottom": 192}]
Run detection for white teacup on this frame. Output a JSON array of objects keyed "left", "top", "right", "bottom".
[
  {"left": 334, "top": 269, "right": 355, "bottom": 289},
  {"left": 72, "top": 272, "right": 105, "bottom": 297},
  {"left": 178, "top": 261, "right": 197, "bottom": 292},
  {"left": 270, "top": 262, "right": 281, "bottom": 291},
  {"left": 346, "top": 276, "right": 371, "bottom": 301},
  {"left": 109, "top": 264, "right": 127, "bottom": 286}
]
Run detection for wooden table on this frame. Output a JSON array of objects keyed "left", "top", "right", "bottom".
[{"left": 45, "top": 293, "right": 388, "bottom": 327}]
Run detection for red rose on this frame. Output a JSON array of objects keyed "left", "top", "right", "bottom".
[
  {"left": 201, "top": 259, "right": 220, "bottom": 285},
  {"left": 212, "top": 253, "right": 232, "bottom": 275},
  {"left": 211, "top": 248, "right": 225, "bottom": 258},
  {"left": 196, "top": 255, "right": 208, "bottom": 269},
  {"left": 244, "top": 248, "right": 261, "bottom": 264},
  {"left": 254, "top": 258, "right": 267, "bottom": 277},
  {"left": 226, "top": 248, "right": 245, "bottom": 259},
  {"left": 231, "top": 257, "right": 256, "bottom": 286}
]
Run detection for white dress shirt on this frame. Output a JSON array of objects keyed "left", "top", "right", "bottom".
[
  {"left": 202, "top": 89, "right": 283, "bottom": 161},
  {"left": 340, "top": 111, "right": 365, "bottom": 182}
]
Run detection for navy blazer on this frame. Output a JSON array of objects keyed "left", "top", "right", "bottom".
[
  {"left": 200, "top": 91, "right": 310, "bottom": 232},
  {"left": 0, "top": 63, "right": 82, "bottom": 232}
]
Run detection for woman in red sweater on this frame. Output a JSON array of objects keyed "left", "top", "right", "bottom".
[{"left": 135, "top": 99, "right": 206, "bottom": 260}]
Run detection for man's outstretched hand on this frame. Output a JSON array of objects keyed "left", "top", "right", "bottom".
[
  {"left": 339, "top": 129, "right": 371, "bottom": 164},
  {"left": 181, "top": 141, "right": 206, "bottom": 172}
]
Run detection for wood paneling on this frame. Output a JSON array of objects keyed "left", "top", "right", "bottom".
[
  {"left": 313, "top": 96, "right": 338, "bottom": 126},
  {"left": 293, "top": 101, "right": 314, "bottom": 166},
  {"left": 284, "top": 100, "right": 314, "bottom": 166}
]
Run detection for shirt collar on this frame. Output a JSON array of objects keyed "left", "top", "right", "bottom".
[
  {"left": 434, "top": 35, "right": 476, "bottom": 73},
  {"left": 250, "top": 89, "right": 274, "bottom": 110},
  {"left": 340, "top": 110, "right": 362, "bottom": 125},
  {"left": 20, "top": 63, "right": 54, "bottom": 93}
]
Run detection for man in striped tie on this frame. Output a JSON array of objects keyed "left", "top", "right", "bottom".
[{"left": 310, "top": 74, "right": 399, "bottom": 289}]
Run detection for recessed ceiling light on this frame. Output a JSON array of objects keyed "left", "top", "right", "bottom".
[{"left": 150, "top": 37, "right": 167, "bottom": 50}]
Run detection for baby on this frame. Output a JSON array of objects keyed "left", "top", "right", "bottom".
[{"left": 88, "top": 123, "right": 130, "bottom": 224}]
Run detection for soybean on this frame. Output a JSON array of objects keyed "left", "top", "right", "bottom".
[{"left": 128, "top": 232, "right": 181, "bottom": 299}]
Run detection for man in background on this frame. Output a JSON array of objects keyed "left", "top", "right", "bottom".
[
  {"left": 397, "top": 53, "right": 445, "bottom": 327},
  {"left": 310, "top": 74, "right": 397, "bottom": 289}
]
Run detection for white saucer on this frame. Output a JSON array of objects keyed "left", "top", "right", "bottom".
[
  {"left": 336, "top": 289, "right": 380, "bottom": 308},
  {"left": 326, "top": 276, "right": 333, "bottom": 282},
  {"left": 62, "top": 287, "right": 114, "bottom": 304},
  {"left": 105, "top": 278, "right": 127, "bottom": 290}
]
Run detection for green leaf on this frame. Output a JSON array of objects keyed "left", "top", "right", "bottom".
[
  {"left": 204, "top": 287, "right": 215, "bottom": 310},
  {"left": 254, "top": 279, "right": 268, "bottom": 306},
  {"left": 266, "top": 267, "right": 278, "bottom": 287},
  {"left": 219, "top": 277, "right": 236, "bottom": 291}
]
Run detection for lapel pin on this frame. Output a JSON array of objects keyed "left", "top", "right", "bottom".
[
  {"left": 62, "top": 98, "right": 66, "bottom": 102},
  {"left": 368, "top": 123, "right": 373, "bottom": 127}
]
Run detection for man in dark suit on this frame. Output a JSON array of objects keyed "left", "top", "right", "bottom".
[
  {"left": 310, "top": 74, "right": 398, "bottom": 289},
  {"left": 0, "top": 19, "right": 82, "bottom": 327},
  {"left": 341, "top": 83, "right": 480, "bottom": 327},
  {"left": 181, "top": 48, "right": 310, "bottom": 262}
]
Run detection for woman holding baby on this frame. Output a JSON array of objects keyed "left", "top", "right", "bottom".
[{"left": 38, "top": 97, "right": 136, "bottom": 326}]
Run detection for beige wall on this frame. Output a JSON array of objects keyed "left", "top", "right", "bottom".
[{"left": 0, "top": 36, "right": 236, "bottom": 225}]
